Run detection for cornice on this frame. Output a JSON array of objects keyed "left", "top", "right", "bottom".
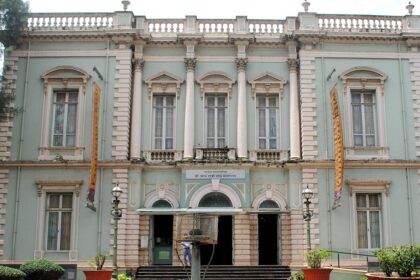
[{"left": 2, "top": 159, "right": 420, "bottom": 169}]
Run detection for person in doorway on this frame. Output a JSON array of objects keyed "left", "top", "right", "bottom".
[{"left": 181, "top": 241, "right": 192, "bottom": 266}]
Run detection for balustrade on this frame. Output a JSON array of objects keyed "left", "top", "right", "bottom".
[
  {"left": 318, "top": 14, "right": 402, "bottom": 32},
  {"left": 27, "top": 13, "right": 114, "bottom": 30},
  {"left": 198, "top": 20, "right": 235, "bottom": 33},
  {"left": 147, "top": 19, "right": 184, "bottom": 33},
  {"left": 248, "top": 20, "right": 284, "bottom": 34},
  {"left": 249, "top": 150, "right": 288, "bottom": 162}
]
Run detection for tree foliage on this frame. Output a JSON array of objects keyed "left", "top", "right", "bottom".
[{"left": 0, "top": 0, "right": 29, "bottom": 48}]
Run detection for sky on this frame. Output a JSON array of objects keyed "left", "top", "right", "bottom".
[{"left": 27, "top": 0, "right": 414, "bottom": 19}]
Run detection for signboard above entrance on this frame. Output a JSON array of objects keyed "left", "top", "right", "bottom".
[{"left": 185, "top": 169, "right": 245, "bottom": 179}]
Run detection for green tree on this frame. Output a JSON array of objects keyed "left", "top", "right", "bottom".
[{"left": 0, "top": 0, "right": 29, "bottom": 117}]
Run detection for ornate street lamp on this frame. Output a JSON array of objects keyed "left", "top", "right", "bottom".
[
  {"left": 111, "top": 184, "right": 123, "bottom": 280},
  {"left": 302, "top": 185, "right": 314, "bottom": 253}
]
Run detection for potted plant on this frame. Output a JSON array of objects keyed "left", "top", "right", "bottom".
[
  {"left": 0, "top": 265, "right": 26, "bottom": 280},
  {"left": 366, "top": 245, "right": 420, "bottom": 279},
  {"left": 302, "top": 248, "right": 333, "bottom": 280},
  {"left": 83, "top": 254, "right": 113, "bottom": 280}
]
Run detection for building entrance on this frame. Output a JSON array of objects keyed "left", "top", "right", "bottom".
[
  {"left": 258, "top": 214, "right": 278, "bottom": 265},
  {"left": 152, "top": 215, "right": 173, "bottom": 265},
  {"left": 201, "top": 215, "right": 232, "bottom": 265}
]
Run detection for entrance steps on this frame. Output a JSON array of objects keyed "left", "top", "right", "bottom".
[{"left": 135, "top": 265, "right": 291, "bottom": 280}]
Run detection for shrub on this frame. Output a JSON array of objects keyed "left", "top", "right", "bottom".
[
  {"left": 0, "top": 265, "right": 26, "bottom": 280},
  {"left": 375, "top": 245, "right": 420, "bottom": 277},
  {"left": 118, "top": 273, "right": 133, "bottom": 280},
  {"left": 19, "top": 259, "right": 64, "bottom": 280},
  {"left": 374, "top": 247, "right": 395, "bottom": 277},
  {"left": 305, "top": 248, "right": 331, "bottom": 268},
  {"left": 288, "top": 271, "right": 305, "bottom": 280}
]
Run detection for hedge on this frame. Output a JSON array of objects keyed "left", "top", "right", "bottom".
[
  {"left": 0, "top": 265, "right": 26, "bottom": 280},
  {"left": 19, "top": 259, "right": 64, "bottom": 280}
]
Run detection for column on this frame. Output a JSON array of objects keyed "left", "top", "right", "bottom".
[
  {"left": 236, "top": 57, "right": 248, "bottom": 159},
  {"left": 288, "top": 59, "right": 301, "bottom": 160},
  {"left": 130, "top": 58, "right": 144, "bottom": 160},
  {"left": 183, "top": 51, "right": 196, "bottom": 159}
]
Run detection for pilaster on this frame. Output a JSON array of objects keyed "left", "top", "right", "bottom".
[
  {"left": 288, "top": 58, "right": 301, "bottom": 160},
  {"left": 234, "top": 214, "right": 252, "bottom": 266},
  {"left": 183, "top": 41, "right": 197, "bottom": 159},
  {"left": 129, "top": 41, "right": 145, "bottom": 160},
  {"left": 235, "top": 41, "right": 248, "bottom": 158},
  {"left": 0, "top": 54, "right": 18, "bottom": 257}
]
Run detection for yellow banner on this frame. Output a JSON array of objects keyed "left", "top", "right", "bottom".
[
  {"left": 329, "top": 86, "right": 344, "bottom": 209},
  {"left": 87, "top": 82, "right": 100, "bottom": 210}
]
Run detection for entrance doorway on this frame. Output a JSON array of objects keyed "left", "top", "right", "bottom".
[
  {"left": 152, "top": 215, "right": 173, "bottom": 265},
  {"left": 258, "top": 214, "right": 278, "bottom": 265},
  {"left": 201, "top": 215, "right": 232, "bottom": 265}
]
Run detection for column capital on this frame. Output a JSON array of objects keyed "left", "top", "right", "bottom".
[
  {"left": 184, "top": 58, "right": 197, "bottom": 71},
  {"left": 133, "top": 58, "right": 144, "bottom": 71},
  {"left": 236, "top": 58, "right": 248, "bottom": 71},
  {"left": 288, "top": 59, "right": 299, "bottom": 72}
]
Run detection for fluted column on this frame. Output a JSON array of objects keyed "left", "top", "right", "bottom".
[
  {"left": 288, "top": 59, "right": 301, "bottom": 159},
  {"left": 236, "top": 58, "right": 248, "bottom": 159},
  {"left": 130, "top": 58, "right": 144, "bottom": 160},
  {"left": 183, "top": 58, "right": 196, "bottom": 159}
]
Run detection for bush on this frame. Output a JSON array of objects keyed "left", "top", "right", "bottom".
[
  {"left": 288, "top": 271, "right": 304, "bottom": 280},
  {"left": 19, "top": 259, "right": 64, "bottom": 280},
  {"left": 375, "top": 245, "right": 420, "bottom": 277},
  {"left": 305, "top": 248, "right": 331, "bottom": 268},
  {"left": 0, "top": 265, "right": 26, "bottom": 280}
]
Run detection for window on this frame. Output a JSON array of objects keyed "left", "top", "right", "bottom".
[
  {"left": 35, "top": 180, "right": 82, "bottom": 259},
  {"left": 339, "top": 67, "right": 388, "bottom": 159},
  {"left": 351, "top": 90, "right": 376, "bottom": 147},
  {"left": 356, "top": 193, "right": 381, "bottom": 249},
  {"left": 347, "top": 179, "right": 391, "bottom": 251},
  {"left": 206, "top": 94, "right": 226, "bottom": 148},
  {"left": 40, "top": 66, "right": 90, "bottom": 160},
  {"left": 46, "top": 193, "right": 73, "bottom": 251},
  {"left": 257, "top": 95, "right": 278, "bottom": 149},
  {"left": 153, "top": 95, "right": 174, "bottom": 149},
  {"left": 52, "top": 90, "right": 78, "bottom": 147}
]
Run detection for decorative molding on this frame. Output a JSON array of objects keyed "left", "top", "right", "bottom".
[
  {"left": 346, "top": 179, "right": 392, "bottom": 196},
  {"left": 133, "top": 58, "right": 144, "bottom": 71},
  {"left": 248, "top": 72, "right": 287, "bottom": 99},
  {"left": 189, "top": 182, "right": 242, "bottom": 208},
  {"left": 144, "top": 188, "right": 179, "bottom": 208},
  {"left": 197, "top": 71, "right": 235, "bottom": 99},
  {"left": 184, "top": 57, "right": 197, "bottom": 71},
  {"left": 287, "top": 59, "right": 299, "bottom": 72},
  {"left": 145, "top": 71, "right": 184, "bottom": 99},
  {"left": 235, "top": 58, "right": 248, "bottom": 71},
  {"left": 339, "top": 66, "right": 388, "bottom": 93},
  {"left": 41, "top": 65, "right": 91, "bottom": 96},
  {"left": 251, "top": 187, "right": 287, "bottom": 210}
]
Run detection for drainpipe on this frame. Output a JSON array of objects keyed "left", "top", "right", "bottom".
[
  {"left": 12, "top": 39, "right": 31, "bottom": 260},
  {"left": 398, "top": 44, "right": 414, "bottom": 243}
]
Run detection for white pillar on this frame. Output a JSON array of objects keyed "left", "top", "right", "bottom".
[
  {"left": 288, "top": 59, "right": 301, "bottom": 159},
  {"left": 130, "top": 59, "right": 144, "bottom": 160},
  {"left": 236, "top": 58, "right": 248, "bottom": 159},
  {"left": 183, "top": 58, "right": 196, "bottom": 159}
]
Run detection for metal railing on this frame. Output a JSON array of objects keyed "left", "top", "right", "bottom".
[{"left": 328, "top": 250, "right": 375, "bottom": 271}]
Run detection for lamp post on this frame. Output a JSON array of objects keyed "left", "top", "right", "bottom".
[
  {"left": 111, "top": 184, "right": 122, "bottom": 280},
  {"left": 302, "top": 185, "right": 314, "bottom": 253}
]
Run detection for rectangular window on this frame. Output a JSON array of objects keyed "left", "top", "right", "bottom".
[
  {"left": 46, "top": 193, "right": 73, "bottom": 251},
  {"left": 153, "top": 95, "right": 174, "bottom": 149},
  {"left": 356, "top": 193, "right": 381, "bottom": 249},
  {"left": 52, "top": 90, "right": 78, "bottom": 147},
  {"left": 206, "top": 94, "right": 226, "bottom": 148},
  {"left": 257, "top": 95, "right": 278, "bottom": 149},
  {"left": 351, "top": 90, "right": 376, "bottom": 147}
]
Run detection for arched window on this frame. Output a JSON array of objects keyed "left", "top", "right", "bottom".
[
  {"left": 198, "top": 192, "right": 233, "bottom": 207},
  {"left": 152, "top": 200, "right": 172, "bottom": 208},
  {"left": 259, "top": 200, "right": 279, "bottom": 209}
]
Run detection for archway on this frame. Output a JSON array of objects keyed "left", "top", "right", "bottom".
[
  {"left": 198, "top": 192, "right": 233, "bottom": 265},
  {"left": 258, "top": 199, "right": 280, "bottom": 265},
  {"left": 152, "top": 199, "right": 173, "bottom": 265}
]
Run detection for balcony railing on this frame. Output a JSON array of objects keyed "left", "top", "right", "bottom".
[
  {"left": 143, "top": 150, "right": 183, "bottom": 162},
  {"left": 249, "top": 150, "right": 288, "bottom": 162},
  {"left": 195, "top": 148, "right": 236, "bottom": 161},
  {"left": 26, "top": 12, "right": 419, "bottom": 35}
]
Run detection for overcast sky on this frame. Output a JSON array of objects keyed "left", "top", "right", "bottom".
[{"left": 27, "top": 0, "right": 414, "bottom": 19}]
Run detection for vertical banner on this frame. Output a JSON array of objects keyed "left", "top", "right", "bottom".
[
  {"left": 87, "top": 82, "right": 100, "bottom": 211},
  {"left": 329, "top": 86, "right": 344, "bottom": 210}
]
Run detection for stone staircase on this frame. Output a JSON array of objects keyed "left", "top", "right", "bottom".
[{"left": 135, "top": 265, "right": 291, "bottom": 280}]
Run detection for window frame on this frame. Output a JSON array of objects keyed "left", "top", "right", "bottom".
[
  {"left": 35, "top": 180, "right": 82, "bottom": 260},
  {"left": 347, "top": 179, "right": 391, "bottom": 252},
  {"left": 340, "top": 67, "right": 388, "bottom": 160},
  {"left": 205, "top": 93, "right": 228, "bottom": 148},
  {"left": 152, "top": 94, "right": 176, "bottom": 150},
  {"left": 39, "top": 66, "right": 90, "bottom": 161},
  {"left": 256, "top": 93, "right": 280, "bottom": 150}
]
